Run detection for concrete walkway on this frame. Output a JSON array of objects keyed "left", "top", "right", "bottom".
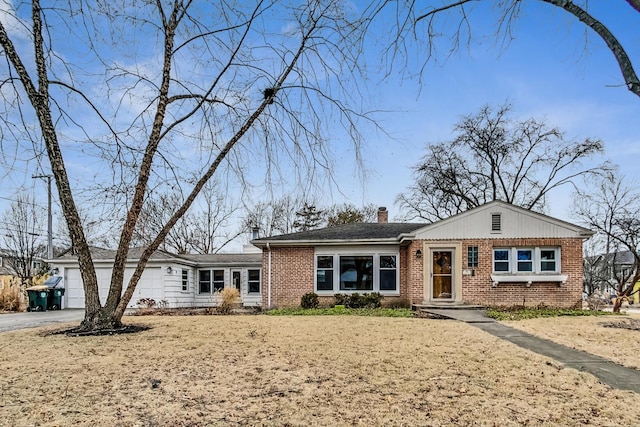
[{"left": 420, "top": 308, "right": 640, "bottom": 394}]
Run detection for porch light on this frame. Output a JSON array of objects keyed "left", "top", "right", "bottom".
[
  {"left": 166, "top": 266, "right": 173, "bottom": 274},
  {"left": 415, "top": 249, "right": 422, "bottom": 259}
]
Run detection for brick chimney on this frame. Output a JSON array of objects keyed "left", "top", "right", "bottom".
[{"left": 377, "top": 206, "right": 388, "bottom": 224}]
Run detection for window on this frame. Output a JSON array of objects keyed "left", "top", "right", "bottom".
[
  {"left": 540, "top": 249, "right": 557, "bottom": 272},
  {"left": 248, "top": 269, "right": 261, "bottom": 293},
  {"left": 493, "top": 247, "right": 560, "bottom": 274},
  {"left": 198, "top": 270, "right": 211, "bottom": 294},
  {"left": 491, "top": 213, "right": 501, "bottom": 232},
  {"left": 493, "top": 249, "right": 510, "bottom": 272},
  {"left": 379, "top": 255, "right": 397, "bottom": 291},
  {"left": 516, "top": 249, "right": 533, "bottom": 272},
  {"left": 316, "top": 256, "right": 334, "bottom": 291},
  {"left": 181, "top": 269, "right": 189, "bottom": 292},
  {"left": 213, "top": 270, "right": 225, "bottom": 292},
  {"left": 340, "top": 256, "right": 373, "bottom": 291},
  {"left": 467, "top": 246, "right": 478, "bottom": 268},
  {"left": 315, "top": 253, "right": 399, "bottom": 294}
]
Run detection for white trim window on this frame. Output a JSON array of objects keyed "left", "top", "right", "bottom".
[
  {"left": 315, "top": 252, "right": 399, "bottom": 294},
  {"left": 181, "top": 268, "right": 189, "bottom": 292},
  {"left": 492, "top": 247, "right": 561, "bottom": 274},
  {"left": 248, "top": 269, "right": 261, "bottom": 294},
  {"left": 198, "top": 270, "right": 211, "bottom": 294}
]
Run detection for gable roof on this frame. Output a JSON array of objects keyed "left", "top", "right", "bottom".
[{"left": 251, "top": 222, "right": 425, "bottom": 247}]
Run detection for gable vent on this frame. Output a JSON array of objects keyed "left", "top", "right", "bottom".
[{"left": 491, "top": 213, "right": 502, "bottom": 232}]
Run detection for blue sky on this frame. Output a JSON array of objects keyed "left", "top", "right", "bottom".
[{"left": 0, "top": 1, "right": 638, "bottom": 249}]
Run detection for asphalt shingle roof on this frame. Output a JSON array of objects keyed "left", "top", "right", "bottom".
[{"left": 253, "top": 222, "right": 425, "bottom": 244}]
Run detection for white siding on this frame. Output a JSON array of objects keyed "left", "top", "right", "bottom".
[
  {"left": 414, "top": 202, "right": 591, "bottom": 240},
  {"left": 64, "top": 265, "right": 163, "bottom": 309}
]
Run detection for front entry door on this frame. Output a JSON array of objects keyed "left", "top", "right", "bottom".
[
  {"left": 432, "top": 250, "right": 453, "bottom": 300},
  {"left": 232, "top": 270, "right": 241, "bottom": 292}
]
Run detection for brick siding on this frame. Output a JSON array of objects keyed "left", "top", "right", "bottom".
[{"left": 261, "top": 237, "right": 583, "bottom": 309}]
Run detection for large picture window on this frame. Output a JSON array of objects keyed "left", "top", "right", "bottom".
[
  {"left": 340, "top": 256, "right": 373, "bottom": 291},
  {"left": 315, "top": 252, "right": 398, "bottom": 294},
  {"left": 493, "top": 247, "right": 560, "bottom": 274}
]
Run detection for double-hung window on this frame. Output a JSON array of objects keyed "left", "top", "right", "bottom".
[
  {"left": 198, "top": 270, "right": 211, "bottom": 294},
  {"left": 248, "top": 269, "right": 261, "bottom": 293},
  {"left": 316, "top": 256, "right": 334, "bottom": 291},
  {"left": 379, "top": 256, "right": 397, "bottom": 291},
  {"left": 212, "top": 270, "right": 225, "bottom": 292}
]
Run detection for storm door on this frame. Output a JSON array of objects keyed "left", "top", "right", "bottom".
[
  {"left": 232, "top": 270, "right": 242, "bottom": 292},
  {"left": 431, "top": 250, "right": 453, "bottom": 300}
]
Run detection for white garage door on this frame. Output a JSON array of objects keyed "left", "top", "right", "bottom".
[{"left": 64, "top": 266, "right": 164, "bottom": 309}]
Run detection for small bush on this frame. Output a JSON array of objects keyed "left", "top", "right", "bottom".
[
  {"left": 216, "top": 288, "right": 240, "bottom": 314},
  {"left": 301, "top": 292, "right": 319, "bottom": 309},
  {"left": 136, "top": 298, "right": 157, "bottom": 309},
  {"left": 334, "top": 293, "right": 349, "bottom": 306},
  {"left": 0, "top": 278, "right": 22, "bottom": 312},
  {"left": 363, "top": 292, "right": 383, "bottom": 308}
]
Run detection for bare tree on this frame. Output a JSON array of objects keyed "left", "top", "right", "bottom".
[
  {"left": 574, "top": 173, "right": 640, "bottom": 313},
  {"left": 325, "top": 203, "right": 378, "bottom": 226},
  {"left": 243, "top": 194, "right": 303, "bottom": 238},
  {"left": 0, "top": 193, "right": 47, "bottom": 288},
  {"left": 366, "top": 0, "right": 639, "bottom": 99},
  {"left": 134, "top": 182, "right": 241, "bottom": 254},
  {"left": 397, "top": 104, "right": 607, "bottom": 221},
  {"left": 0, "top": 1, "right": 376, "bottom": 331}
]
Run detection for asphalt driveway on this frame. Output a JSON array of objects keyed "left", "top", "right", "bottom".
[{"left": 0, "top": 310, "right": 84, "bottom": 333}]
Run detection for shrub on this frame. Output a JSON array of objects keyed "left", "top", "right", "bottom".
[
  {"left": 0, "top": 278, "right": 22, "bottom": 312},
  {"left": 363, "top": 292, "right": 383, "bottom": 308},
  {"left": 334, "top": 293, "right": 349, "bottom": 306},
  {"left": 301, "top": 292, "right": 319, "bottom": 309},
  {"left": 136, "top": 298, "right": 157, "bottom": 309},
  {"left": 217, "top": 287, "right": 240, "bottom": 314}
]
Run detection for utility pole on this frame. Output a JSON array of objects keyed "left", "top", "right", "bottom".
[{"left": 32, "top": 174, "right": 53, "bottom": 260}]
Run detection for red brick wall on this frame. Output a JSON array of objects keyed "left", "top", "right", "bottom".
[
  {"left": 459, "top": 238, "right": 583, "bottom": 308},
  {"left": 262, "top": 247, "right": 315, "bottom": 308},
  {"left": 261, "top": 237, "right": 583, "bottom": 309}
]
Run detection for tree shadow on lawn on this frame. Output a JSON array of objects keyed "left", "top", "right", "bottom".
[{"left": 43, "top": 324, "right": 151, "bottom": 337}]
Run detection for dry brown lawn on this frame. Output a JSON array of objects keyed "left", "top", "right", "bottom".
[
  {"left": 1, "top": 315, "right": 640, "bottom": 426},
  {"left": 503, "top": 313, "right": 640, "bottom": 370}
]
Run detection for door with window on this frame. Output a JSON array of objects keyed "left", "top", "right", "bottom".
[
  {"left": 232, "top": 270, "right": 241, "bottom": 292},
  {"left": 431, "top": 250, "right": 454, "bottom": 300}
]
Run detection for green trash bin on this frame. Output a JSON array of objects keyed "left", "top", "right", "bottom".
[
  {"left": 44, "top": 276, "right": 65, "bottom": 310},
  {"left": 47, "top": 288, "right": 65, "bottom": 310},
  {"left": 25, "top": 286, "right": 49, "bottom": 312}
]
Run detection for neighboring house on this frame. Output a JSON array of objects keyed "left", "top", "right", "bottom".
[
  {"left": 251, "top": 201, "right": 592, "bottom": 309},
  {"left": 50, "top": 247, "right": 262, "bottom": 309},
  {"left": 585, "top": 250, "right": 639, "bottom": 302}
]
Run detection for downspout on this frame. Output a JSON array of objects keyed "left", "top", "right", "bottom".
[{"left": 266, "top": 243, "right": 272, "bottom": 309}]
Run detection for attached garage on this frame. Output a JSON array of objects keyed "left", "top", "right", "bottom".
[{"left": 63, "top": 265, "right": 164, "bottom": 309}]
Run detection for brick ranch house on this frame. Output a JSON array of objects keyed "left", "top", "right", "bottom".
[{"left": 251, "top": 200, "right": 593, "bottom": 309}]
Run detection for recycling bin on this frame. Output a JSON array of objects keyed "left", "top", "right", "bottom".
[
  {"left": 25, "top": 286, "right": 49, "bottom": 312},
  {"left": 47, "top": 288, "right": 65, "bottom": 310},
  {"left": 43, "top": 275, "right": 65, "bottom": 310}
]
